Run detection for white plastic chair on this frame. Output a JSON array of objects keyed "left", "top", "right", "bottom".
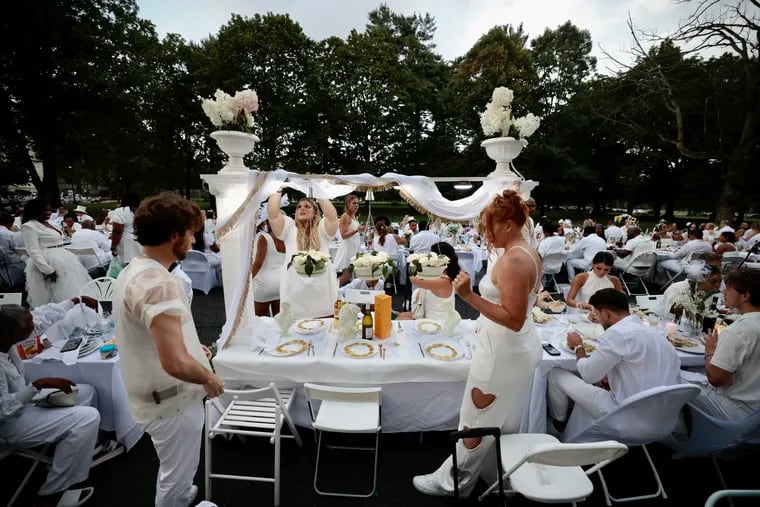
[
  {"left": 180, "top": 250, "right": 219, "bottom": 295},
  {"left": 0, "top": 443, "right": 52, "bottom": 507},
  {"left": 542, "top": 252, "right": 566, "bottom": 295},
  {"left": 674, "top": 404, "right": 760, "bottom": 491},
  {"left": 563, "top": 384, "right": 700, "bottom": 505},
  {"left": 479, "top": 434, "right": 628, "bottom": 505},
  {"left": 204, "top": 384, "right": 302, "bottom": 507},
  {"left": 303, "top": 383, "right": 382, "bottom": 498},
  {"left": 0, "top": 292, "right": 22, "bottom": 306},
  {"left": 721, "top": 251, "right": 747, "bottom": 274},
  {"left": 619, "top": 251, "right": 656, "bottom": 296},
  {"left": 80, "top": 276, "right": 115, "bottom": 302},
  {"left": 704, "top": 489, "right": 760, "bottom": 507},
  {"left": 456, "top": 251, "right": 477, "bottom": 288}
]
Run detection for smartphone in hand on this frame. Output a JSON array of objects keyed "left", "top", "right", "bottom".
[{"left": 542, "top": 342, "right": 561, "bottom": 356}]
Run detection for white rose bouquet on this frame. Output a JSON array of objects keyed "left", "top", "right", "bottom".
[
  {"left": 445, "top": 223, "right": 462, "bottom": 238},
  {"left": 408, "top": 252, "right": 450, "bottom": 277},
  {"left": 201, "top": 88, "right": 259, "bottom": 133},
  {"left": 349, "top": 251, "right": 396, "bottom": 280},
  {"left": 480, "top": 86, "right": 540, "bottom": 143},
  {"left": 288, "top": 250, "right": 330, "bottom": 277}
]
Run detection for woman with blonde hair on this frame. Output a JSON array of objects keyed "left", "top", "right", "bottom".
[
  {"left": 267, "top": 191, "right": 339, "bottom": 319},
  {"left": 413, "top": 190, "right": 543, "bottom": 497},
  {"left": 332, "top": 194, "right": 366, "bottom": 285}
]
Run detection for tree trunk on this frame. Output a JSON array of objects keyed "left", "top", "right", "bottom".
[{"left": 715, "top": 109, "right": 758, "bottom": 222}]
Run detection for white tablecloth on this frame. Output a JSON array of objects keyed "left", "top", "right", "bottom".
[
  {"left": 520, "top": 313, "right": 707, "bottom": 433},
  {"left": 24, "top": 351, "right": 143, "bottom": 450},
  {"left": 213, "top": 318, "right": 476, "bottom": 432}
]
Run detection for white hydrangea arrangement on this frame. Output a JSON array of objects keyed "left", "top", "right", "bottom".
[
  {"left": 408, "top": 252, "right": 450, "bottom": 276},
  {"left": 480, "top": 86, "right": 540, "bottom": 143},
  {"left": 288, "top": 250, "right": 330, "bottom": 277},
  {"left": 201, "top": 88, "right": 259, "bottom": 133},
  {"left": 445, "top": 223, "right": 462, "bottom": 237},
  {"left": 349, "top": 251, "right": 395, "bottom": 280}
]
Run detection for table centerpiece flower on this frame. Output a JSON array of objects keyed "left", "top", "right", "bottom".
[
  {"left": 480, "top": 86, "right": 541, "bottom": 178},
  {"left": 408, "top": 252, "right": 450, "bottom": 278},
  {"left": 201, "top": 88, "right": 260, "bottom": 172},
  {"left": 349, "top": 251, "right": 396, "bottom": 280},
  {"left": 670, "top": 262, "right": 720, "bottom": 334},
  {"left": 288, "top": 250, "right": 330, "bottom": 277}
]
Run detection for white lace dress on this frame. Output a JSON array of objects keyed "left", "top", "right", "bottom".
[
  {"left": 109, "top": 206, "right": 141, "bottom": 265},
  {"left": 21, "top": 220, "right": 92, "bottom": 308},
  {"left": 577, "top": 272, "right": 614, "bottom": 303}
]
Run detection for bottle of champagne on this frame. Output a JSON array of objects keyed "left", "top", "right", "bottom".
[
  {"left": 361, "top": 304, "right": 373, "bottom": 340},
  {"left": 333, "top": 292, "right": 343, "bottom": 328}
]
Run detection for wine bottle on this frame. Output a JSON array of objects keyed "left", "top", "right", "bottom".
[{"left": 361, "top": 304, "right": 373, "bottom": 340}]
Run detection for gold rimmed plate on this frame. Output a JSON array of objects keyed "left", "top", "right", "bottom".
[
  {"left": 557, "top": 339, "right": 597, "bottom": 354},
  {"left": 268, "top": 339, "right": 309, "bottom": 357},
  {"left": 425, "top": 341, "right": 462, "bottom": 361},
  {"left": 294, "top": 319, "right": 327, "bottom": 335},
  {"left": 415, "top": 320, "right": 443, "bottom": 334},
  {"left": 667, "top": 333, "right": 706, "bottom": 354},
  {"left": 342, "top": 340, "right": 378, "bottom": 359}
]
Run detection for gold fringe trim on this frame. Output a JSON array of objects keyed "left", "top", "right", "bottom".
[
  {"left": 352, "top": 182, "right": 395, "bottom": 192},
  {"left": 216, "top": 171, "right": 270, "bottom": 239},
  {"left": 398, "top": 190, "right": 470, "bottom": 224},
  {"left": 223, "top": 232, "right": 257, "bottom": 349}
]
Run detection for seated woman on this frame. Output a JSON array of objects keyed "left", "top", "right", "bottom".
[
  {"left": 396, "top": 242, "right": 459, "bottom": 321},
  {"left": 372, "top": 221, "right": 399, "bottom": 256},
  {"left": 714, "top": 231, "right": 737, "bottom": 255},
  {"left": 566, "top": 251, "right": 623, "bottom": 310}
]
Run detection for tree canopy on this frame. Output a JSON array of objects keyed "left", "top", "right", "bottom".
[{"left": 1, "top": 0, "right": 757, "bottom": 220}]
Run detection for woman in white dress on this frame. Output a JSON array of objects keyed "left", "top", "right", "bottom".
[
  {"left": 396, "top": 242, "right": 458, "bottom": 321},
  {"left": 109, "top": 193, "right": 141, "bottom": 266},
  {"left": 20, "top": 199, "right": 92, "bottom": 308},
  {"left": 251, "top": 219, "right": 286, "bottom": 316},
  {"left": 566, "top": 251, "right": 623, "bottom": 309},
  {"left": 372, "top": 221, "right": 399, "bottom": 256},
  {"left": 332, "top": 194, "right": 365, "bottom": 286},
  {"left": 267, "top": 192, "right": 339, "bottom": 320},
  {"left": 413, "top": 190, "right": 543, "bottom": 498}
]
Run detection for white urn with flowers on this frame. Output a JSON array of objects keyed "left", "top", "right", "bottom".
[
  {"left": 202, "top": 88, "right": 260, "bottom": 173},
  {"left": 480, "top": 86, "right": 541, "bottom": 179}
]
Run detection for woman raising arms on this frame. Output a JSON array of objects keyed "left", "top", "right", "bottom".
[{"left": 267, "top": 191, "right": 339, "bottom": 319}]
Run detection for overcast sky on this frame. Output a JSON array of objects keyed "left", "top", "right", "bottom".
[{"left": 135, "top": 0, "right": 700, "bottom": 73}]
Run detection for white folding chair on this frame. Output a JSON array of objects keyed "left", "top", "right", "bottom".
[
  {"left": 674, "top": 404, "right": 760, "bottom": 492},
  {"left": 661, "top": 252, "right": 693, "bottom": 289},
  {"left": 541, "top": 252, "right": 566, "bottom": 295},
  {"left": 180, "top": 250, "right": 219, "bottom": 295},
  {"left": 619, "top": 251, "right": 656, "bottom": 296},
  {"left": 721, "top": 251, "right": 747, "bottom": 274},
  {"left": 204, "top": 384, "right": 302, "bottom": 506},
  {"left": 635, "top": 294, "right": 663, "bottom": 312},
  {"left": 0, "top": 443, "right": 52, "bottom": 507},
  {"left": 0, "top": 292, "right": 22, "bottom": 306},
  {"left": 704, "top": 489, "right": 760, "bottom": 507},
  {"left": 479, "top": 434, "right": 628, "bottom": 505},
  {"left": 563, "top": 384, "right": 700, "bottom": 505},
  {"left": 303, "top": 383, "right": 381, "bottom": 498}
]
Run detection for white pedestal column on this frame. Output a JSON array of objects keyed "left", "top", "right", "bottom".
[{"left": 201, "top": 172, "right": 252, "bottom": 322}]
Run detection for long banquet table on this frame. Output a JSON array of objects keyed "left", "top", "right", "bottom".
[{"left": 214, "top": 313, "right": 706, "bottom": 434}]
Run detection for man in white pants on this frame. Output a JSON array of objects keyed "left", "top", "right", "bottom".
[
  {"left": 0, "top": 301, "right": 101, "bottom": 507},
  {"left": 113, "top": 192, "right": 225, "bottom": 507},
  {"left": 547, "top": 288, "right": 680, "bottom": 430}
]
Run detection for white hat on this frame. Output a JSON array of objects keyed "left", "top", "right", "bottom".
[{"left": 74, "top": 205, "right": 87, "bottom": 213}]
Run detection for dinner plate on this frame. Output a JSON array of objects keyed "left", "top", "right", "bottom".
[
  {"left": 424, "top": 341, "right": 463, "bottom": 361},
  {"left": 415, "top": 320, "right": 443, "bottom": 334},
  {"left": 267, "top": 339, "right": 309, "bottom": 357},
  {"left": 557, "top": 339, "right": 597, "bottom": 354},
  {"left": 532, "top": 313, "right": 554, "bottom": 325},
  {"left": 667, "top": 334, "right": 705, "bottom": 354},
  {"left": 342, "top": 340, "right": 377, "bottom": 359},
  {"left": 572, "top": 323, "right": 603, "bottom": 339},
  {"left": 294, "top": 319, "right": 328, "bottom": 335}
]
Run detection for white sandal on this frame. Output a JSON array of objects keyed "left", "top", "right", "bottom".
[{"left": 56, "top": 487, "right": 94, "bottom": 507}]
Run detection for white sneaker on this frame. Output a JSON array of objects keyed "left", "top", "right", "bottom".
[{"left": 412, "top": 474, "right": 453, "bottom": 497}]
